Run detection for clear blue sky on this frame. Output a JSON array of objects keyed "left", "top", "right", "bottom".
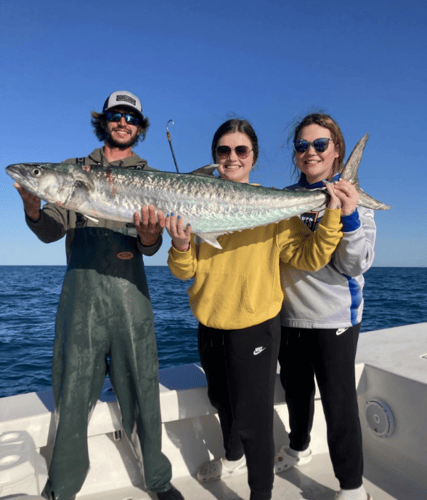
[{"left": 1, "top": 0, "right": 426, "bottom": 266}]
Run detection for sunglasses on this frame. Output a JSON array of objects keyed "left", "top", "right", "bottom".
[
  {"left": 294, "top": 138, "right": 333, "bottom": 153},
  {"left": 105, "top": 111, "right": 141, "bottom": 126},
  {"left": 216, "top": 145, "right": 253, "bottom": 160}
]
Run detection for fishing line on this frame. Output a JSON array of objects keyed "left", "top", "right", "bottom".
[{"left": 166, "top": 120, "right": 180, "bottom": 173}]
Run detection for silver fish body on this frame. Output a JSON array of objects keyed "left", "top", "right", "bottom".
[{"left": 6, "top": 134, "right": 390, "bottom": 248}]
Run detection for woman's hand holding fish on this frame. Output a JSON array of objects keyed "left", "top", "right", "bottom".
[
  {"left": 134, "top": 205, "right": 165, "bottom": 246},
  {"left": 165, "top": 213, "right": 191, "bottom": 252},
  {"left": 323, "top": 180, "right": 343, "bottom": 211},
  {"left": 14, "top": 182, "right": 41, "bottom": 221},
  {"left": 333, "top": 179, "right": 359, "bottom": 216}
]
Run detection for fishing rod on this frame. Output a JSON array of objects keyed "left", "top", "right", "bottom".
[{"left": 166, "top": 119, "right": 180, "bottom": 173}]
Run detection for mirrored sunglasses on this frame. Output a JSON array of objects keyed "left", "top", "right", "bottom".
[
  {"left": 294, "top": 138, "right": 333, "bottom": 153},
  {"left": 216, "top": 145, "right": 253, "bottom": 160},
  {"left": 105, "top": 111, "right": 141, "bottom": 126}
]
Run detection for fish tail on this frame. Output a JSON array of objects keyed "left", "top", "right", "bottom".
[{"left": 341, "top": 133, "right": 391, "bottom": 211}]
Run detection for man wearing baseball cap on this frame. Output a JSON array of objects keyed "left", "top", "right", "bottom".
[{"left": 14, "top": 91, "right": 184, "bottom": 500}]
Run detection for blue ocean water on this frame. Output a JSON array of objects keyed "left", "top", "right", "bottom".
[{"left": 0, "top": 266, "right": 426, "bottom": 398}]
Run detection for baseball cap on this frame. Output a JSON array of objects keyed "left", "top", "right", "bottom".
[{"left": 102, "top": 91, "right": 143, "bottom": 117}]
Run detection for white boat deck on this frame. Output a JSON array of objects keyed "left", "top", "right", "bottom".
[
  {"left": 1, "top": 323, "right": 427, "bottom": 500},
  {"left": 69, "top": 451, "right": 426, "bottom": 500}
]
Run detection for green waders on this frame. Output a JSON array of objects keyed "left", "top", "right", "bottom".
[{"left": 42, "top": 227, "right": 172, "bottom": 500}]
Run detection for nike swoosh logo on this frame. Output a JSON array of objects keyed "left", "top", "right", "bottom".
[
  {"left": 336, "top": 327, "right": 349, "bottom": 336},
  {"left": 253, "top": 347, "right": 266, "bottom": 355}
]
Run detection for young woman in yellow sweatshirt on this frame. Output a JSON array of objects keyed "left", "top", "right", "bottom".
[{"left": 165, "top": 119, "right": 351, "bottom": 500}]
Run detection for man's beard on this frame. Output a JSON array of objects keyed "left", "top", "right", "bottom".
[{"left": 105, "top": 127, "right": 139, "bottom": 149}]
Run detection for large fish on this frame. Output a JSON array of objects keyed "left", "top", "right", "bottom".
[{"left": 6, "top": 134, "right": 390, "bottom": 249}]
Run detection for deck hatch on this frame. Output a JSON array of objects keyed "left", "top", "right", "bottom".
[{"left": 365, "top": 399, "right": 395, "bottom": 438}]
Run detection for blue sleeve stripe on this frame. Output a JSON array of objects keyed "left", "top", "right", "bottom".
[{"left": 344, "top": 274, "right": 362, "bottom": 325}]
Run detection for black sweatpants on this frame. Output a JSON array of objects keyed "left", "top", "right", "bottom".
[
  {"left": 278, "top": 324, "right": 363, "bottom": 490},
  {"left": 198, "top": 315, "right": 281, "bottom": 500}
]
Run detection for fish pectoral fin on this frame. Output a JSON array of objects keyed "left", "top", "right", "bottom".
[
  {"left": 85, "top": 214, "right": 99, "bottom": 224},
  {"left": 195, "top": 231, "right": 229, "bottom": 249},
  {"left": 74, "top": 170, "right": 95, "bottom": 190}
]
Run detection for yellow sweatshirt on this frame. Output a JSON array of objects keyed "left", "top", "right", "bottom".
[{"left": 168, "top": 209, "right": 342, "bottom": 330}]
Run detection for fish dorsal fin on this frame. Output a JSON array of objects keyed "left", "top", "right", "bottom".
[{"left": 189, "top": 164, "right": 219, "bottom": 177}]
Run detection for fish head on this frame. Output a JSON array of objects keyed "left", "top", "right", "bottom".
[{"left": 6, "top": 162, "right": 84, "bottom": 206}]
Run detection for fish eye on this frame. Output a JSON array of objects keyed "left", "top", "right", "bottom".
[{"left": 31, "top": 168, "right": 42, "bottom": 177}]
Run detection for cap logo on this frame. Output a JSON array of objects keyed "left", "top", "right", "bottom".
[{"left": 115, "top": 94, "right": 136, "bottom": 106}]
